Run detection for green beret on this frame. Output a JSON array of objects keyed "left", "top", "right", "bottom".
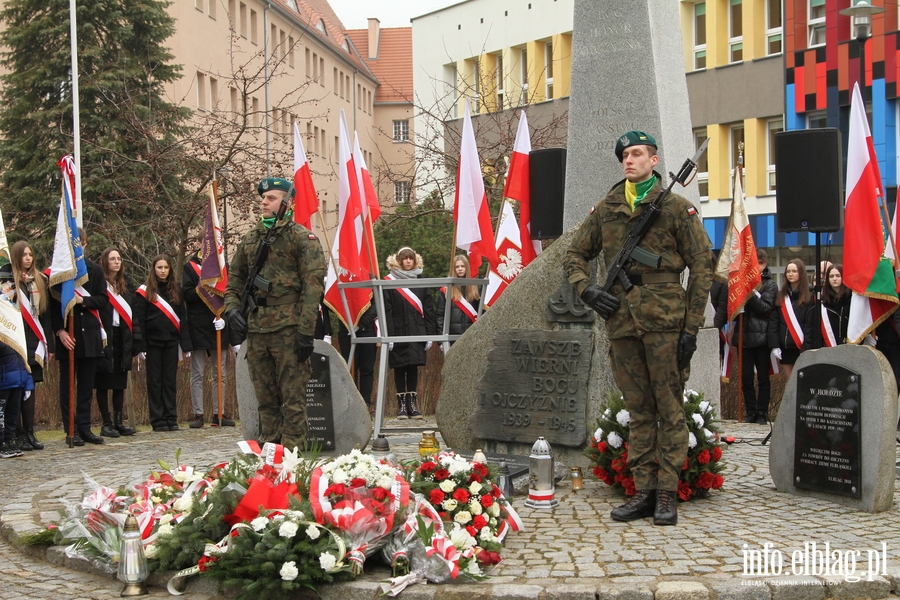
[
  {"left": 615, "top": 130, "right": 657, "bottom": 162},
  {"left": 257, "top": 177, "right": 292, "bottom": 195}
]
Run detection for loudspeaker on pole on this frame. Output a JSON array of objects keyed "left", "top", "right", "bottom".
[
  {"left": 774, "top": 129, "right": 843, "bottom": 233},
  {"left": 529, "top": 148, "right": 567, "bottom": 239}
]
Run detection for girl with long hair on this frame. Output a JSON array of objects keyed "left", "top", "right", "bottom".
[
  {"left": 436, "top": 254, "right": 480, "bottom": 347},
  {"left": 94, "top": 248, "right": 140, "bottom": 436},
  {"left": 821, "top": 264, "right": 851, "bottom": 346},
  {"left": 768, "top": 259, "right": 815, "bottom": 381},
  {"left": 134, "top": 255, "right": 192, "bottom": 432}
]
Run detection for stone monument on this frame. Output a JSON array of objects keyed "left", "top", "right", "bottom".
[
  {"left": 768, "top": 345, "right": 898, "bottom": 512},
  {"left": 235, "top": 340, "right": 372, "bottom": 454},
  {"left": 436, "top": 0, "right": 718, "bottom": 467}
]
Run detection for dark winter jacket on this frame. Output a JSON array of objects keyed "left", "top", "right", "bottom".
[
  {"left": 768, "top": 286, "right": 815, "bottom": 351},
  {"left": 0, "top": 341, "right": 32, "bottom": 391},
  {"left": 717, "top": 268, "right": 778, "bottom": 348},
  {"left": 822, "top": 291, "right": 851, "bottom": 345},
  {"left": 134, "top": 282, "right": 193, "bottom": 351},
  {"left": 436, "top": 289, "right": 479, "bottom": 337},
  {"left": 100, "top": 273, "right": 141, "bottom": 371},
  {"left": 50, "top": 259, "right": 109, "bottom": 359},
  {"left": 182, "top": 257, "right": 241, "bottom": 351},
  {"left": 383, "top": 253, "right": 437, "bottom": 368}
]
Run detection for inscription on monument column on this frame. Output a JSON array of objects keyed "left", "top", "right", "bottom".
[
  {"left": 306, "top": 353, "right": 336, "bottom": 452},
  {"left": 471, "top": 330, "right": 593, "bottom": 447}
]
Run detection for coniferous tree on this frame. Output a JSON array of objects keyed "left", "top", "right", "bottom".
[{"left": 0, "top": 0, "right": 191, "bottom": 264}]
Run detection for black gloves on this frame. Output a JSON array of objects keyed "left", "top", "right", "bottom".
[
  {"left": 581, "top": 284, "right": 620, "bottom": 320},
  {"left": 224, "top": 309, "right": 247, "bottom": 341},
  {"left": 677, "top": 332, "right": 698, "bottom": 371},
  {"left": 295, "top": 332, "right": 315, "bottom": 363}
]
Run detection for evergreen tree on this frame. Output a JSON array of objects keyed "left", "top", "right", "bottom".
[{"left": 0, "top": 0, "right": 190, "bottom": 264}]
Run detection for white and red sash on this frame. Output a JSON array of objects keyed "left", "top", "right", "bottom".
[
  {"left": 75, "top": 286, "right": 108, "bottom": 345},
  {"left": 820, "top": 304, "right": 837, "bottom": 348},
  {"left": 107, "top": 283, "right": 133, "bottom": 332},
  {"left": 136, "top": 285, "right": 180, "bottom": 332},
  {"left": 385, "top": 274, "right": 423, "bottom": 315},
  {"left": 440, "top": 286, "right": 477, "bottom": 324},
  {"left": 17, "top": 291, "right": 47, "bottom": 366},
  {"left": 781, "top": 296, "right": 804, "bottom": 349}
]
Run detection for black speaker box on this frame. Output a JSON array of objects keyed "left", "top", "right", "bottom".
[
  {"left": 774, "top": 129, "right": 843, "bottom": 232},
  {"left": 529, "top": 148, "right": 566, "bottom": 239}
]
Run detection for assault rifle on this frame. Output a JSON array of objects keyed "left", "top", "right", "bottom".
[
  {"left": 601, "top": 138, "right": 710, "bottom": 294},
  {"left": 238, "top": 182, "right": 297, "bottom": 317}
]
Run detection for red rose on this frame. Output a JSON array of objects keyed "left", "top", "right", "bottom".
[
  {"left": 712, "top": 446, "right": 723, "bottom": 461},
  {"left": 621, "top": 476, "right": 636, "bottom": 496},
  {"left": 419, "top": 461, "right": 437, "bottom": 472},
  {"left": 491, "top": 485, "right": 502, "bottom": 498},
  {"left": 695, "top": 472, "right": 714, "bottom": 490},
  {"left": 429, "top": 489, "right": 446, "bottom": 505},
  {"left": 682, "top": 458, "right": 690, "bottom": 471},
  {"left": 595, "top": 468, "right": 614, "bottom": 485},
  {"left": 480, "top": 494, "right": 494, "bottom": 508},
  {"left": 324, "top": 483, "right": 346, "bottom": 497},
  {"left": 468, "top": 473, "right": 483, "bottom": 484},
  {"left": 434, "top": 469, "right": 450, "bottom": 481},
  {"left": 597, "top": 441, "right": 608, "bottom": 453},
  {"left": 610, "top": 458, "right": 626, "bottom": 473},
  {"left": 476, "top": 549, "right": 502, "bottom": 565},
  {"left": 677, "top": 480, "right": 692, "bottom": 501},
  {"left": 197, "top": 555, "right": 217, "bottom": 572},
  {"left": 466, "top": 525, "right": 477, "bottom": 537},
  {"left": 350, "top": 477, "right": 367, "bottom": 488},
  {"left": 472, "top": 515, "right": 488, "bottom": 529},
  {"left": 453, "top": 488, "right": 470, "bottom": 503},
  {"left": 712, "top": 474, "right": 724, "bottom": 489},
  {"left": 697, "top": 449, "right": 711, "bottom": 465},
  {"left": 371, "top": 487, "right": 388, "bottom": 502}
]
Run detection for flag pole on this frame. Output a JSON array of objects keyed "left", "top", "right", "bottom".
[
  {"left": 211, "top": 177, "right": 225, "bottom": 424},
  {"left": 316, "top": 209, "right": 357, "bottom": 333},
  {"left": 68, "top": 0, "right": 82, "bottom": 228},
  {"left": 733, "top": 157, "right": 745, "bottom": 423}
]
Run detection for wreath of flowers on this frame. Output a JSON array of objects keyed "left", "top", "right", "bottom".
[{"left": 584, "top": 389, "right": 726, "bottom": 501}]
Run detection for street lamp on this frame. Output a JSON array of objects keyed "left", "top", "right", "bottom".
[{"left": 840, "top": 0, "right": 884, "bottom": 42}]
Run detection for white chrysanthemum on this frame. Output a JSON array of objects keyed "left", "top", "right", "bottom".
[
  {"left": 607, "top": 431, "right": 623, "bottom": 449},
  {"left": 251, "top": 517, "right": 268, "bottom": 532},
  {"left": 319, "top": 553, "right": 337, "bottom": 571},
  {"left": 278, "top": 521, "right": 298, "bottom": 538},
  {"left": 593, "top": 427, "right": 604, "bottom": 442},
  {"left": 454, "top": 510, "right": 472, "bottom": 524},
  {"left": 616, "top": 409, "right": 631, "bottom": 427},
  {"left": 157, "top": 523, "right": 173, "bottom": 536},
  {"left": 172, "top": 496, "right": 192, "bottom": 512},
  {"left": 688, "top": 432, "right": 698, "bottom": 449},
  {"left": 468, "top": 481, "right": 483, "bottom": 494},
  {"left": 692, "top": 413, "right": 705, "bottom": 428},
  {"left": 442, "top": 499, "right": 458, "bottom": 511},
  {"left": 468, "top": 499, "right": 483, "bottom": 515},
  {"left": 439, "top": 480, "right": 456, "bottom": 493},
  {"left": 144, "top": 543, "right": 158, "bottom": 559},
  {"left": 158, "top": 513, "right": 174, "bottom": 525},
  {"left": 699, "top": 400, "right": 711, "bottom": 413},
  {"left": 447, "top": 459, "right": 470, "bottom": 476},
  {"left": 376, "top": 476, "right": 394, "bottom": 490},
  {"left": 306, "top": 525, "right": 321, "bottom": 540},
  {"left": 448, "top": 524, "right": 476, "bottom": 550},
  {"left": 280, "top": 561, "right": 299, "bottom": 581},
  {"left": 704, "top": 428, "right": 716, "bottom": 442},
  {"left": 685, "top": 389, "right": 699, "bottom": 399}
]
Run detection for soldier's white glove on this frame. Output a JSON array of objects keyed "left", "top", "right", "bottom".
[
  {"left": 231, "top": 344, "right": 241, "bottom": 354},
  {"left": 213, "top": 317, "right": 226, "bottom": 331},
  {"left": 425, "top": 341, "right": 433, "bottom": 351},
  {"left": 771, "top": 348, "right": 782, "bottom": 361},
  {"left": 323, "top": 335, "right": 332, "bottom": 344},
  {"left": 184, "top": 351, "right": 192, "bottom": 359}
]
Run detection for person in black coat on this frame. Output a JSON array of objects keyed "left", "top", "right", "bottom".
[
  {"left": 821, "top": 264, "right": 851, "bottom": 346},
  {"left": 336, "top": 302, "right": 377, "bottom": 409},
  {"left": 94, "top": 247, "right": 140, "bottom": 437},
  {"left": 50, "top": 232, "right": 109, "bottom": 445},
  {"left": 768, "top": 258, "right": 815, "bottom": 383},
  {"left": 436, "top": 254, "right": 480, "bottom": 348},
  {"left": 182, "top": 253, "right": 241, "bottom": 428},
  {"left": 383, "top": 247, "right": 436, "bottom": 418},
  {"left": 134, "top": 254, "right": 193, "bottom": 432},
  {"left": 1, "top": 240, "right": 54, "bottom": 451},
  {"left": 719, "top": 249, "right": 778, "bottom": 424}
]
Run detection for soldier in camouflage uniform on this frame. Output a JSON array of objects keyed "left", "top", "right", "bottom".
[
  {"left": 224, "top": 177, "right": 326, "bottom": 451},
  {"left": 564, "top": 131, "right": 712, "bottom": 526}
]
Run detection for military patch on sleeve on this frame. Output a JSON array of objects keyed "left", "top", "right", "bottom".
[
  {"left": 308, "top": 234, "right": 317, "bottom": 240},
  {"left": 686, "top": 206, "right": 697, "bottom": 216}
]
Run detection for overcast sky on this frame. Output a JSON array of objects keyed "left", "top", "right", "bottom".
[{"left": 328, "top": 0, "right": 461, "bottom": 29}]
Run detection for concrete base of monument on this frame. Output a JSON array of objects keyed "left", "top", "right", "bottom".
[
  {"left": 768, "top": 344, "right": 898, "bottom": 513},
  {"left": 436, "top": 227, "right": 720, "bottom": 472},
  {"left": 235, "top": 340, "right": 372, "bottom": 455}
]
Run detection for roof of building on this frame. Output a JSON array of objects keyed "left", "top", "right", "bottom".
[{"left": 345, "top": 26, "right": 413, "bottom": 104}]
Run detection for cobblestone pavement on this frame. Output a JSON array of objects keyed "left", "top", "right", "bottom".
[{"left": 2, "top": 420, "right": 900, "bottom": 599}]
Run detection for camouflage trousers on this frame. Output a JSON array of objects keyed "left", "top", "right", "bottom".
[
  {"left": 609, "top": 331, "right": 687, "bottom": 491},
  {"left": 246, "top": 328, "right": 310, "bottom": 451}
]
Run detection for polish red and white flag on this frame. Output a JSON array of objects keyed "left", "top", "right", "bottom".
[{"left": 292, "top": 122, "right": 319, "bottom": 229}]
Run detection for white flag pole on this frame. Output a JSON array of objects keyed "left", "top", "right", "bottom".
[{"left": 69, "top": 0, "right": 82, "bottom": 228}]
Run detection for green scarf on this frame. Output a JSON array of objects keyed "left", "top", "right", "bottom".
[
  {"left": 261, "top": 209, "right": 294, "bottom": 229},
  {"left": 624, "top": 175, "right": 658, "bottom": 211}
]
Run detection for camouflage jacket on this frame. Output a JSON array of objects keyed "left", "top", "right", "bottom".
[
  {"left": 224, "top": 218, "right": 326, "bottom": 335},
  {"left": 564, "top": 172, "right": 713, "bottom": 339}
]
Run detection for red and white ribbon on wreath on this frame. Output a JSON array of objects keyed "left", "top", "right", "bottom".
[
  {"left": 781, "top": 296, "right": 804, "bottom": 349},
  {"left": 426, "top": 536, "right": 463, "bottom": 579},
  {"left": 237, "top": 439, "right": 285, "bottom": 466},
  {"left": 496, "top": 502, "right": 524, "bottom": 541},
  {"left": 385, "top": 274, "right": 423, "bottom": 315}
]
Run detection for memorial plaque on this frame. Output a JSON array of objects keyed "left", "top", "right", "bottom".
[
  {"left": 471, "top": 330, "right": 593, "bottom": 447},
  {"left": 793, "top": 364, "right": 861, "bottom": 498},
  {"left": 306, "top": 353, "right": 336, "bottom": 452}
]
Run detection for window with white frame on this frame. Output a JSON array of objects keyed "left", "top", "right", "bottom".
[
  {"left": 729, "top": 0, "right": 743, "bottom": 63},
  {"left": 806, "top": 110, "right": 827, "bottom": 128},
  {"left": 393, "top": 120, "right": 409, "bottom": 143},
  {"left": 693, "top": 2, "right": 707, "bottom": 70},
  {"left": 520, "top": 48, "right": 529, "bottom": 106},
  {"left": 767, "top": 118, "right": 783, "bottom": 193},
  {"left": 693, "top": 129, "right": 709, "bottom": 200},
  {"left": 496, "top": 53, "right": 504, "bottom": 109},
  {"left": 729, "top": 124, "right": 745, "bottom": 194},
  {"left": 808, "top": 0, "right": 825, "bottom": 47},
  {"left": 197, "top": 72, "right": 207, "bottom": 110},
  {"left": 394, "top": 181, "right": 411, "bottom": 203},
  {"left": 545, "top": 41, "right": 554, "bottom": 100},
  {"left": 766, "top": 0, "right": 783, "bottom": 55}
]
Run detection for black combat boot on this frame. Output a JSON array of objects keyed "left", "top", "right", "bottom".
[
  {"left": 610, "top": 489, "right": 656, "bottom": 522},
  {"left": 25, "top": 428, "right": 44, "bottom": 450},
  {"left": 653, "top": 489, "right": 678, "bottom": 526},
  {"left": 396, "top": 393, "right": 408, "bottom": 418},
  {"left": 406, "top": 392, "right": 422, "bottom": 417},
  {"left": 114, "top": 412, "right": 136, "bottom": 436}
]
